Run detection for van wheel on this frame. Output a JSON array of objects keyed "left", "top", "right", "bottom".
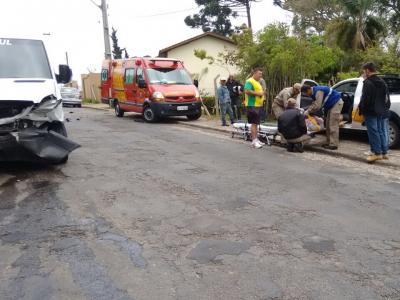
[
  {"left": 143, "top": 106, "right": 158, "bottom": 123},
  {"left": 389, "top": 120, "right": 399, "bottom": 149},
  {"left": 187, "top": 112, "right": 202, "bottom": 121},
  {"left": 115, "top": 101, "right": 124, "bottom": 117}
]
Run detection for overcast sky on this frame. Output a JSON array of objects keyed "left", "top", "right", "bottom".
[{"left": 0, "top": 0, "right": 291, "bottom": 81}]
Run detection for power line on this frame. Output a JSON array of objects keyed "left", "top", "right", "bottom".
[{"left": 133, "top": 7, "right": 197, "bottom": 18}]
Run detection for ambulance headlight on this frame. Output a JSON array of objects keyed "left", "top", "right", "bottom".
[
  {"left": 195, "top": 89, "right": 200, "bottom": 100},
  {"left": 152, "top": 91, "right": 165, "bottom": 102}
]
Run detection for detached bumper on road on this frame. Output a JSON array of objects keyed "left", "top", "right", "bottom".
[
  {"left": 0, "top": 129, "right": 80, "bottom": 164},
  {"left": 151, "top": 101, "right": 202, "bottom": 117}
]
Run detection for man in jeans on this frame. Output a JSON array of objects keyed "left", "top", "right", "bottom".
[
  {"left": 244, "top": 68, "right": 265, "bottom": 149},
  {"left": 217, "top": 77, "right": 235, "bottom": 126},
  {"left": 359, "top": 62, "right": 391, "bottom": 162}
]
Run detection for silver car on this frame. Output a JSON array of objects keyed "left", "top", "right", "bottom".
[
  {"left": 61, "top": 87, "right": 81, "bottom": 107},
  {"left": 332, "top": 75, "right": 400, "bottom": 148}
]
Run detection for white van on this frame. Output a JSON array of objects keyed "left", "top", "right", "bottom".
[{"left": 0, "top": 38, "right": 79, "bottom": 163}]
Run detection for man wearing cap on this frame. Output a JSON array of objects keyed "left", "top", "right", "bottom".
[
  {"left": 301, "top": 84, "right": 343, "bottom": 150},
  {"left": 272, "top": 83, "right": 302, "bottom": 119},
  {"left": 217, "top": 77, "right": 235, "bottom": 126},
  {"left": 278, "top": 98, "right": 311, "bottom": 153}
]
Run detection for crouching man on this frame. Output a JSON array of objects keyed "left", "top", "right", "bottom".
[
  {"left": 301, "top": 85, "right": 343, "bottom": 150},
  {"left": 278, "top": 98, "right": 310, "bottom": 153}
]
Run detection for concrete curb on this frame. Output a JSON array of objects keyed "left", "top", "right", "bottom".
[
  {"left": 82, "top": 105, "right": 111, "bottom": 111},
  {"left": 177, "top": 121, "right": 230, "bottom": 134},
  {"left": 177, "top": 121, "right": 400, "bottom": 169}
]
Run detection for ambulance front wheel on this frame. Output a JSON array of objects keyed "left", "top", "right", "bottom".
[
  {"left": 143, "top": 106, "right": 158, "bottom": 123},
  {"left": 114, "top": 101, "right": 124, "bottom": 117},
  {"left": 187, "top": 112, "right": 202, "bottom": 121}
]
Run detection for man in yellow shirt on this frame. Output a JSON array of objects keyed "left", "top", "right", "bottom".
[{"left": 244, "top": 68, "right": 265, "bottom": 149}]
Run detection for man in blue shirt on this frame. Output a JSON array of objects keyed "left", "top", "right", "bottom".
[
  {"left": 217, "top": 77, "right": 235, "bottom": 126},
  {"left": 301, "top": 85, "right": 344, "bottom": 150}
]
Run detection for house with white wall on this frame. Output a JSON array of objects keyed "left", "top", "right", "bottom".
[{"left": 158, "top": 32, "right": 239, "bottom": 96}]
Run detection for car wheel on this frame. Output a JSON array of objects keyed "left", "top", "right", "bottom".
[
  {"left": 389, "top": 120, "right": 399, "bottom": 149},
  {"left": 187, "top": 112, "right": 202, "bottom": 121},
  {"left": 114, "top": 101, "right": 124, "bottom": 117},
  {"left": 77, "top": 104, "right": 82, "bottom": 108},
  {"left": 143, "top": 106, "right": 158, "bottom": 123}
]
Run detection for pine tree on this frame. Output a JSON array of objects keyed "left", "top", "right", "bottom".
[
  {"left": 185, "top": 0, "right": 259, "bottom": 36},
  {"left": 110, "top": 27, "right": 123, "bottom": 59}
]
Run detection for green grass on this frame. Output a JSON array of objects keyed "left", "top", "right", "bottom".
[{"left": 82, "top": 99, "right": 101, "bottom": 105}]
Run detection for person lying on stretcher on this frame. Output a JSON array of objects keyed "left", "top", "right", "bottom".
[{"left": 278, "top": 98, "right": 313, "bottom": 153}]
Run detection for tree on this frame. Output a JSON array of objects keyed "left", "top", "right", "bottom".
[
  {"left": 123, "top": 48, "right": 129, "bottom": 59},
  {"left": 273, "top": 0, "right": 342, "bottom": 35},
  {"left": 185, "top": 0, "right": 260, "bottom": 36},
  {"left": 326, "top": 0, "right": 385, "bottom": 51},
  {"left": 221, "top": 24, "right": 342, "bottom": 109},
  {"left": 378, "top": 0, "right": 400, "bottom": 33},
  {"left": 110, "top": 27, "right": 123, "bottom": 59}
]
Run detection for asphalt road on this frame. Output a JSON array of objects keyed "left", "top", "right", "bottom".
[{"left": 1, "top": 108, "right": 400, "bottom": 300}]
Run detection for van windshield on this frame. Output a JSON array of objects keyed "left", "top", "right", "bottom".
[
  {"left": 0, "top": 39, "right": 52, "bottom": 79},
  {"left": 146, "top": 68, "right": 193, "bottom": 85}
]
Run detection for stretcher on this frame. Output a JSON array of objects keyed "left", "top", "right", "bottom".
[{"left": 231, "top": 122, "right": 279, "bottom": 146}]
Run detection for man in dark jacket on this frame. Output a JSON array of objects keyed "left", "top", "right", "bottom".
[
  {"left": 359, "top": 62, "right": 391, "bottom": 162},
  {"left": 278, "top": 98, "right": 310, "bottom": 152},
  {"left": 226, "top": 75, "right": 243, "bottom": 120}
]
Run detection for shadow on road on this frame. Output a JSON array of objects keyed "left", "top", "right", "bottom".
[{"left": 0, "top": 162, "right": 56, "bottom": 175}]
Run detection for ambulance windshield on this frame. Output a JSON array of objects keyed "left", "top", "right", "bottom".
[
  {"left": 146, "top": 68, "right": 193, "bottom": 85},
  {"left": 0, "top": 39, "right": 52, "bottom": 79}
]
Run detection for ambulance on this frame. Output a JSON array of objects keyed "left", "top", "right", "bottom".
[{"left": 101, "top": 57, "right": 202, "bottom": 122}]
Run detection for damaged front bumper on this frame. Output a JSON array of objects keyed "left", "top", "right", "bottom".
[
  {"left": 0, "top": 129, "right": 80, "bottom": 164},
  {"left": 0, "top": 98, "right": 80, "bottom": 164}
]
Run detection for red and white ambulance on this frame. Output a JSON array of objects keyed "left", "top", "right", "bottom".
[{"left": 101, "top": 57, "right": 202, "bottom": 122}]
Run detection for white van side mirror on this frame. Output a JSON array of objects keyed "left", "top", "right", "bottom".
[{"left": 56, "top": 65, "right": 72, "bottom": 84}]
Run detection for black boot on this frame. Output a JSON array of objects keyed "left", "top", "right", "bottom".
[
  {"left": 287, "top": 143, "right": 295, "bottom": 152},
  {"left": 294, "top": 143, "right": 304, "bottom": 153}
]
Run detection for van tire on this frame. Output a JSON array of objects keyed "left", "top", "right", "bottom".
[
  {"left": 389, "top": 120, "right": 399, "bottom": 149},
  {"left": 143, "top": 106, "right": 158, "bottom": 123},
  {"left": 187, "top": 112, "right": 202, "bottom": 121},
  {"left": 115, "top": 101, "right": 124, "bottom": 117}
]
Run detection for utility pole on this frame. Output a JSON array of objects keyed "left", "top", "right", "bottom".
[
  {"left": 91, "top": 0, "right": 112, "bottom": 59},
  {"left": 244, "top": 0, "right": 252, "bottom": 30}
]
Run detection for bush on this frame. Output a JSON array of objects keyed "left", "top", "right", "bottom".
[
  {"left": 201, "top": 96, "right": 216, "bottom": 114},
  {"left": 337, "top": 71, "right": 361, "bottom": 81}
]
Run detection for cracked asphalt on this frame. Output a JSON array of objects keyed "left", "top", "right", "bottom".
[{"left": 1, "top": 107, "right": 400, "bottom": 300}]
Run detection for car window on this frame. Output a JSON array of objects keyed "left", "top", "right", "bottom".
[
  {"left": 124, "top": 68, "right": 135, "bottom": 84},
  {"left": 334, "top": 81, "right": 358, "bottom": 93},
  {"left": 382, "top": 77, "right": 400, "bottom": 95},
  {"left": 101, "top": 69, "right": 108, "bottom": 81},
  {"left": 136, "top": 68, "right": 144, "bottom": 83}
]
